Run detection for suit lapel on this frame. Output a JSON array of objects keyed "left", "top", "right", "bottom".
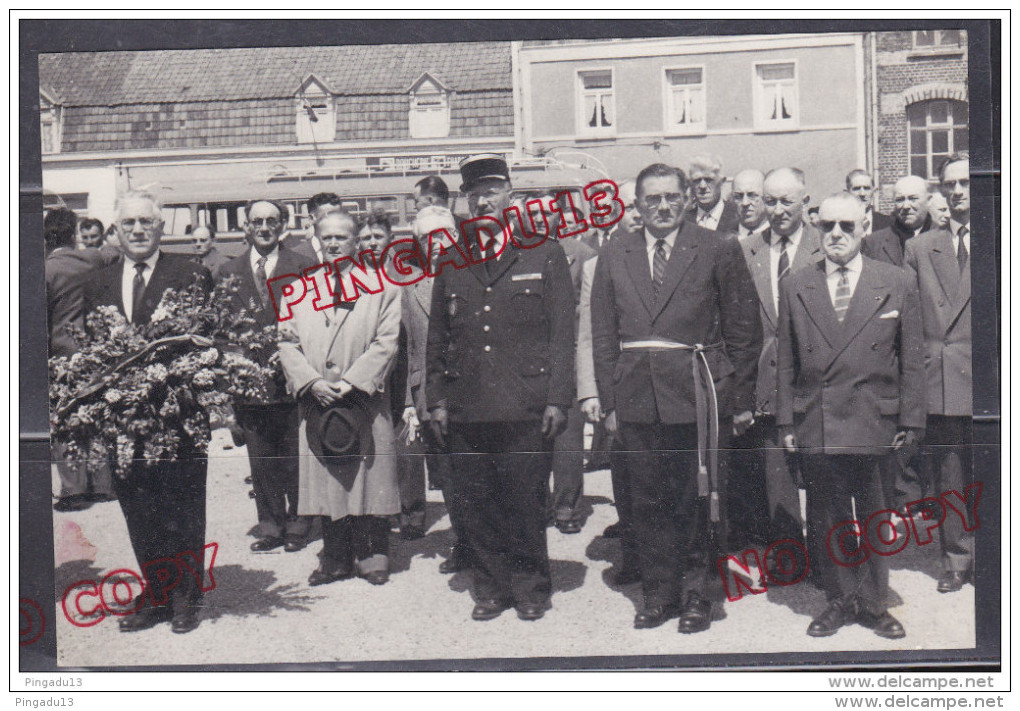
[
  {"left": 748, "top": 230, "right": 775, "bottom": 327},
  {"left": 929, "top": 229, "right": 961, "bottom": 304},
  {"left": 412, "top": 271, "right": 432, "bottom": 315},
  {"left": 137, "top": 254, "right": 174, "bottom": 322},
  {"left": 653, "top": 222, "right": 699, "bottom": 319},
  {"left": 826, "top": 260, "right": 890, "bottom": 368},
  {"left": 947, "top": 252, "right": 971, "bottom": 331},
  {"left": 796, "top": 262, "right": 840, "bottom": 350},
  {"left": 792, "top": 225, "right": 822, "bottom": 273},
  {"left": 623, "top": 231, "right": 655, "bottom": 318}
]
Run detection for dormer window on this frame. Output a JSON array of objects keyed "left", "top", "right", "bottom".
[
  {"left": 408, "top": 73, "right": 450, "bottom": 139},
  {"left": 40, "top": 89, "right": 62, "bottom": 154},
  {"left": 295, "top": 75, "right": 335, "bottom": 145}
]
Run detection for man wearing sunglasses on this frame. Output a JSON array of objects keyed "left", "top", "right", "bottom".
[
  {"left": 776, "top": 191, "right": 925, "bottom": 640},
  {"left": 590, "top": 163, "right": 761, "bottom": 634}
]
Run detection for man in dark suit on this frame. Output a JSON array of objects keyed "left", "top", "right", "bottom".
[
  {"left": 82, "top": 191, "right": 213, "bottom": 634},
  {"left": 903, "top": 152, "right": 974, "bottom": 594},
  {"left": 731, "top": 170, "right": 770, "bottom": 242},
  {"left": 591, "top": 163, "right": 761, "bottom": 633},
  {"left": 777, "top": 191, "right": 925, "bottom": 639},
  {"left": 846, "top": 169, "right": 893, "bottom": 237},
  {"left": 863, "top": 175, "right": 933, "bottom": 267},
  {"left": 581, "top": 180, "right": 634, "bottom": 254},
  {"left": 46, "top": 208, "right": 112, "bottom": 511},
  {"left": 732, "top": 168, "right": 820, "bottom": 557},
  {"left": 287, "top": 192, "right": 339, "bottom": 265},
  {"left": 217, "top": 199, "right": 314, "bottom": 553},
  {"left": 685, "top": 154, "right": 740, "bottom": 235},
  {"left": 426, "top": 154, "right": 575, "bottom": 622}
]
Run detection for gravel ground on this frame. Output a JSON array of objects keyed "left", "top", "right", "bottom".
[{"left": 52, "top": 429, "right": 975, "bottom": 668}]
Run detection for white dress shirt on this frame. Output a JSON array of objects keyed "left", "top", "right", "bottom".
[
  {"left": 696, "top": 200, "right": 725, "bottom": 230},
  {"left": 949, "top": 218, "right": 971, "bottom": 254},
  {"left": 249, "top": 245, "right": 280, "bottom": 279},
  {"left": 770, "top": 225, "right": 803, "bottom": 313},
  {"left": 121, "top": 250, "right": 161, "bottom": 323},
  {"left": 825, "top": 252, "right": 863, "bottom": 309},
  {"left": 644, "top": 227, "right": 679, "bottom": 276},
  {"left": 737, "top": 220, "right": 768, "bottom": 241}
]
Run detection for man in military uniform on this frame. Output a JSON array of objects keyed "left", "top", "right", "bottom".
[{"left": 426, "top": 154, "right": 575, "bottom": 622}]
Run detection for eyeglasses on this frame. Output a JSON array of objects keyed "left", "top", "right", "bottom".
[
  {"left": 118, "top": 217, "right": 158, "bottom": 230},
  {"left": 819, "top": 220, "right": 858, "bottom": 234},
  {"left": 640, "top": 193, "right": 685, "bottom": 209},
  {"left": 250, "top": 217, "right": 281, "bottom": 228}
]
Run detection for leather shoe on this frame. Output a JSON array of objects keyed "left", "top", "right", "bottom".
[
  {"left": 283, "top": 538, "right": 306, "bottom": 553},
  {"left": 250, "top": 536, "right": 285, "bottom": 552},
  {"left": 472, "top": 599, "right": 512, "bottom": 621},
  {"left": 555, "top": 519, "right": 582, "bottom": 535},
  {"left": 363, "top": 570, "right": 389, "bottom": 586},
  {"left": 516, "top": 602, "right": 549, "bottom": 621},
  {"left": 602, "top": 522, "right": 622, "bottom": 538},
  {"left": 171, "top": 607, "right": 201, "bottom": 634},
  {"left": 807, "top": 598, "right": 856, "bottom": 637},
  {"left": 439, "top": 556, "right": 471, "bottom": 574},
  {"left": 610, "top": 567, "right": 642, "bottom": 586},
  {"left": 677, "top": 593, "right": 716, "bottom": 634},
  {"left": 634, "top": 603, "right": 679, "bottom": 630},
  {"left": 308, "top": 565, "right": 352, "bottom": 587},
  {"left": 53, "top": 495, "right": 92, "bottom": 512},
  {"left": 857, "top": 609, "right": 906, "bottom": 639},
  {"left": 119, "top": 604, "right": 172, "bottom": 632},
  {"left": 937, "top": 570, "right": 971, "bottom": 593}
]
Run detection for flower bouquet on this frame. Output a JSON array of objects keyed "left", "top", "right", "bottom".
[{"left": 49, "top": 277, "right": 279, "bottom": 476}]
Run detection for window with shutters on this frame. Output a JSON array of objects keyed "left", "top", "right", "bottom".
[
  {"left": 753, "top": 61, "right": 798, "bottom": 131},
  {"left": 907, "top": 99, "right": 969, "bottom": 180},
  {"left": 409, "top": 76, "right": 450, "bottom": 139},
  {"left": 663, "top": 66, "right": 706, "bottom": 134},
  {"left": 295, "top": 76, "right": 335, "bottom": 145},
  {"left": 577, "top": 69, "right": 615, "bottom": 137}
]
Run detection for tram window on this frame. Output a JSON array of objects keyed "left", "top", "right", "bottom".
[{"left": 162, "top": 206, "right": 193, "bottom": 236}]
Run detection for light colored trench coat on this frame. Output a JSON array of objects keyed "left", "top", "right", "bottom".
[{"left": 278, "top": 284, "right": 401, "bottom": 520}]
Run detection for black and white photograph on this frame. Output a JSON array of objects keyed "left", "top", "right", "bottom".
[{"left": 20, "top": 18, "right": 1001, "bottom": 684}]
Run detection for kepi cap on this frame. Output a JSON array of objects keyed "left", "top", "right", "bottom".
[{"left": 459, "top": 153, "right": 511, "bottom": 192}]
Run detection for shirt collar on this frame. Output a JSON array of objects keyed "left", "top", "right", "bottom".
[
  {"left": 697, "top": 199, "right": 725, "bottom": 223},
  {"left": 126, "top": 249, "right": 160, "bottom": 273},
  {"left": 644, "top": 227, "right": 680, "bottom": 251},
  {"left": 769, "top": 224, "right": 804, "bottom": 247},
  {"left": 249, "top": 245, "right": 279, "bottom": 270},
  {"left": 825, "top": 252, "right": 862, "bottom": 276},
  {"left": 949, "top": 218, "right": 970, "bottom": 237}
]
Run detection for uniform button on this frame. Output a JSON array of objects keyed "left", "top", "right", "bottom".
[
  {"left": 483, "top": 305, "right": 491, "bottom": 312},
  {"left": 539, "top": 367, "right": 545, "bottom": 373},
  {"left": 325, "top": 361, "right": 335, "bottom": 369},
  {"left": 483, "top": 325, "right": 490, "bottom": 332},
  {"left": 483, "top": 345, "right": 491, "bottom": 353},
  {"left": 525, "top": 288, "right": 531, "bottom": 294},
  {"left": 485, "top": 286, "right": 492, "bottom": 293},
  {"left": 443, "top": 370, "right": 449, "bottom": 375}
]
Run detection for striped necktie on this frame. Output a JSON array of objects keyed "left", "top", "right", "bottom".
[
  {"left": 254, "top": 256, "right": 270, "bottom": 306},
  {"left": 652, "top": 238, "right": 667, "bottom": 294},
  {"left": 131, "top": 262, "right": 147, "bottom": 324},
  {"left": 957, "top": 226, "right": 969, "bottom": 272},
  {"left": 777, "top": 236, "right": 790, "bottom": 284},
  {"left": 833, "top": 267, "right": 851, "bottom": 322}
]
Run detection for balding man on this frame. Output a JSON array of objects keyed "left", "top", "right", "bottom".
[
  {"left": 731, "top": 169, "right": 769, "bottom": 241},
  {"left": 82, "top": 191, "right": 214, "bottom": 634},
  {"left": 192, "top": 225, "right": 230, "bottom": 274},
  {"left": 777, "top": 192, "right": 924, "bottom": 639},
  {"left": 863, "top": 176, "right": 932, "bottom": 267},
  {"left": 685, "top": 154, "right": 739, "bottom": 234},
  {"left": 733, "top": 168, "right": 820, "bottom": 558}
]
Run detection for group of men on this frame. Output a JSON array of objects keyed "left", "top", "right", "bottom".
[{"left": 45, "top": 148, "right": 975, "bottom": 639}]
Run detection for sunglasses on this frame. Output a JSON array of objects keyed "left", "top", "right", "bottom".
[{"left": 819, "top": 220, "right": 858, "bottom": 234}]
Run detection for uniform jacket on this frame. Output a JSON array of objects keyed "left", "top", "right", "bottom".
[
  {"left": 216, "top": 244, "right": 314, "bottom": 404},
  {"left": 685, "top": 200, "right": 741, "bottom": 235},
  {"left": 590, "top": 221, "right": 762, "bottom": 424},
  {"left": 400, "top": 263, "right": 433, "bottom": 420},
  {"left": 82, "top": 252, "right": 213, "bottom": 327},
  {"left": 425, "top": 233, "right": 576, "bottom": 423},
  {"left": 903, "top": 227, "right": 972, "bottom": 416},
  {"left": 278, "top": 279, "right": 401, "bottom": 519},
  {"left": 863, "top": 214, "right": 932, "bottom": 267},
  {"left": 46, "top": 247, "right": 103, "bottom": 359},
  {"left": 740, "top": 225, "right": 822, "bottom": 415},
  {"left": 776, "top": 257, "right": 926, "bottom": 455}
]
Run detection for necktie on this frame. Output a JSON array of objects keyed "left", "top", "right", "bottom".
[
  {"left": 254, "top": 256, "right": 270, "bottom": 306},
  {"left": 777, "top": 236, "right": 790, "bottom": 284},
  {"left": 131, "top": 262, "right": 147, "bottom": 324},
  {"left": 652, "top": 239, "right": 667, "bottom": 294},
  {"left": 863, "top": 214, "right": 872, "bottom": 235},
  {"left": 333, "top": 270, "right": 343, "bottom": 311},
  {"left": 957, "top": 226, "right": 969, "bottom": 272},
  {"left": 833, "top": 267, "right": 851, "bottom": 323}
]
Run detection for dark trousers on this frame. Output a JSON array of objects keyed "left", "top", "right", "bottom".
[
  {"left": 396, "top": 436, "right": 427, "bottom": 530},
  {"left": 926, "top": 415, "right": 975, "bottom": 572},
  {"left": 589, "top": 419, "right": 612, "bottom": 470},
  {"left": 728, "top": 415, "right": 803, "bottom": 550},
  {"left": 447, "top": 421, "right": 553, "bottom": 605},
  {"left": 608, "top": 435, "right": 638, "bottom": 572},
  {"left": 53, "top": 441, "right": 113, "bottom": 499},
  {"left": 621, "top": 421, "right": 728, "bottom": 609},
  {"left": 802, "top": 454, "right": 888, "bottom": 615},
  {"left": 236, "top": 403, "right": 308, "bottom": 541},
  {"left": 321, "top": 515, "right": 390, "bottom": 574},
  {"left": 112, "top": 452, "right": 207, "bottom": 610},
  {"left": 550, "top": 400, "right": 584, "bottom": 523}
]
